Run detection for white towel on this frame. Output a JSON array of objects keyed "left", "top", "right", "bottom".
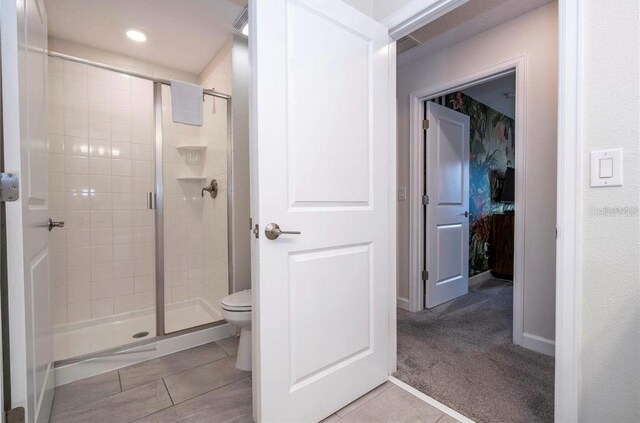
[{"left": 170, "top": 80, "right": 203, "bottom": 126}]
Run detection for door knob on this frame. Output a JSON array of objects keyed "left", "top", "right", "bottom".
[
  {"left": 264, "top": 223, "right": 301, "bottom": 240},
  {"left": 48, "top": 218, "right": 65, "bottom": 231},
  {"left": 459, "top": 211, "right": 471, "bottom": 218}
]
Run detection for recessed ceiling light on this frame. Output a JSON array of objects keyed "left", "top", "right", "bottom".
[{"left": 126, "top": 29, "right": 147, "bottom": 42}]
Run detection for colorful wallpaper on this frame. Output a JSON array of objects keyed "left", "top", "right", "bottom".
[{"left": 443, "top": 92, "right": 515, "bottom": 276}]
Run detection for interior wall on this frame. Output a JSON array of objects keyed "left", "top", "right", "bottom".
[
  {"left": 199, "top": 34, "right": 251, "bottom": 293},
  {"left": 48, "top": 37, "right": 199, "bottom": 83},
  {"left": 396, "top": 3, "right": 558, "bottom": 344},
  {"left": 579, "top": 0, "right": 640, "bottom": 420},
  {"left": 439, "top": 92, "right": 515, "bottom": 277}
]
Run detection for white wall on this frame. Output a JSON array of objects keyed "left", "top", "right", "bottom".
[
  {"left": 397, "top": 3, "right": 558, "bottom": 343},
  {"left": 579, "top": 0, "right": 640, "bottom": 420},
  {"left": 199, "top": 35, "right": 252, "bottom": 293},
  {"left": 49, "top": 37, "right": 198, "bottom": 83}
]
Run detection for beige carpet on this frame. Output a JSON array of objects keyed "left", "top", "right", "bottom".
[{"left": 395, "top": 279, "right": 554, "bottom": 423}]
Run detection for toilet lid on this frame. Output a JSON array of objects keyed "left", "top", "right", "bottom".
[{"left": 222, "top": 289, "right": 251, "bottom": 310}]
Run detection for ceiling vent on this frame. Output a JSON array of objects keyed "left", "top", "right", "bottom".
[
  {"left": 233, "top": 6, "right": 249, "bottom": 32},
  {"left": 397, "top": 35, "right": 420, "bottom": 54}
]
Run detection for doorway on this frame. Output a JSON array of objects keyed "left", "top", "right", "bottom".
[
  {"left": 398, "top": 73, "right": 556, "bottom": 422},
  {"left": 394, "top": 1, "right": 558, "bottom": 421}
]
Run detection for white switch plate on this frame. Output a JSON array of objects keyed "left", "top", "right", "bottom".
[
  {"left": 397, "top": 187, "right": 407, "bottom": 201},
  {"left": 590, "top": 148, "right": 623, "bottom": 187}
]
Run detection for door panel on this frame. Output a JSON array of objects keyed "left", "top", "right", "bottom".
[
  {"left": 252, "top": 0, "right": 391, "bottom": 421},
  {"left": 289, "top": 244, "right": 371, "bottom": 387},
  {"left": 425, "top": 102, "right": 470, "bottom": 309},
  {"left": 2, "top": 0, "right": 54, "bottom": 421},
  {"left": 287, "top": 2, "right": 371, "bottom": 207}
]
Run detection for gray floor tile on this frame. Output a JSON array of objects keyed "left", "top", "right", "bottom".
[
  {"left": 338, "top": 386, "right": 444, "bottom": 423},
  {"left": 436, "top": 415, "right": 461, "bottom": 423},
  {"left": 50, "top": 380, "right": 172, "bottom": 423},
  {"left": 163, "top": 356, "right": 250, "bottom": 404},
  {"left": 119, "top": 342, "right": 227, "bottom": 391},
  {"left": 216, "top": 335, "right": 240, "bottom": 357},
  {"left": 135, "top": 378, "right": 253, "bottom": 423},
  {"left": 51, "top": 370, "right": 121, "bottom": 415},
  {"left": 336, "top": 381, "right": 394, "bottom": 417}
]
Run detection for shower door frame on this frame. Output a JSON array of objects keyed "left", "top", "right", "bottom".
[{"left": 48, "top": 52, "right": 234, "bottom": 365}]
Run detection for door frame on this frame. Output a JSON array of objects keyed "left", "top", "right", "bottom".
[
  {"left": 386, "top": 0, "right": 581, "bottom": 421},
  {"left": 406, "top": 58, "right": 526, "bottom": 349}
]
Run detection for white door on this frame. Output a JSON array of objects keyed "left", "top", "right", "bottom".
[
  {"left": 2, "top": 0, "right": 54, "bottom": 422},
  {"left": 424, "top": 102, "right": 470, "bottom": 309},
  {"left": 251, "top": 0, "right": 392, "bottom": 421}
]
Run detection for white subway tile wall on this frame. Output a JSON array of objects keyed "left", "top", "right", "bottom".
[{"left": 49, "top": 57, "right": 156, "bottom": 325}]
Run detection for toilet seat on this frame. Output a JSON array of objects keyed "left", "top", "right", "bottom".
[{"left": 221, "top": 289, "right": 251, "bottom": 312}]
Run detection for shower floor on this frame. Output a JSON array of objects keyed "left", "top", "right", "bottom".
[{"left": 54, "top": 299, "right": 222, "bottom": 362}]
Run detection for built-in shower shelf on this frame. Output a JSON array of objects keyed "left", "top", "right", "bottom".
[
  {"left": 176, "top": 145, "right": 207, "bottom": 151},
  {"left": 176, "top": 176, "right": 208, "bottom": 181}
]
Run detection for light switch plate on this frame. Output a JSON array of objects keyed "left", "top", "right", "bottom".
[
  {"left": 397, "top": 187, "right": 407, "bottom": 201},
  {"left": 590, "top": 148, "right": 623, "bottom": 187}
]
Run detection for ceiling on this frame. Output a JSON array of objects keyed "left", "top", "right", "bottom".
[
  {"left": 462, "top": 73, "right": 516, "bottom": 119},
  {"left": 399, "top": 0, "right": 554, "bottom": 66},
  {"left": 44, "top": 0, "right": 248, "bottom": 75}
]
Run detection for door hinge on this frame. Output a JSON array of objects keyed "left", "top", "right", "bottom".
[
  {"left": 422, "top": 119, "right": 429, "bottom": 130},
  {"left": 0, "top": 173, "right": 19, "bottom": 202},
  {"left": 6, "top": 407, "right": 25, "bottom": 423},
  {"left": 249, "top": 217, "right": 253, "bottom": 230},
  {"left": 422, "top": 194, "right": 429, "bottom": 205},
  {"left": 252, "top": 224, "right": 259, "bottom": 239},
  {"left": 421, "top": 270, "right": 429, "bottom": 281}
]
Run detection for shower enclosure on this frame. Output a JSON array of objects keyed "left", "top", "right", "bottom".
[{"left": 48, "top": 54, "right": 232, "bottom": 363}]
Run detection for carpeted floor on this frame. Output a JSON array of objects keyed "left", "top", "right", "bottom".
[{"left": 395, "top": 278, "right": 554, "bottom": 423}]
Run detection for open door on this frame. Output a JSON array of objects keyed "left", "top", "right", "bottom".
[
  {"left": 1, "top": 0, "right": 54, "bottom": 422},
  {"left": 251, "top": 0, "right": 392, "bottom": 421},
  {"left": 424, "top": 101, "right": 470, "bottom": 309}
]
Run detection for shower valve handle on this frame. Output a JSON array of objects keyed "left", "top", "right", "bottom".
[{"left": 201, "top": 179, "right": 218, "bottom": 198}]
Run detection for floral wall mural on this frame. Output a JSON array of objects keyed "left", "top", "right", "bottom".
[{"left": 443, "top": 92, "right": 515, "bottom": 276}]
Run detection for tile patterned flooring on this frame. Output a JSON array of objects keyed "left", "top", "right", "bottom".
[{"left": 50, "top": 337, "right": 460, "bottom": 423}]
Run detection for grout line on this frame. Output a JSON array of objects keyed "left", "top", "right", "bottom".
[
  {"left": 170, "top": 375, "right": 251, "bottom": 406},
  {"left": 215, "top": 340, "right": 230, "bottom": 358},
  {"left": 336, "top": 381, "right": 393, "bottom": 418},
  {"left": 162, "top": 378, "right": 175, "bottom": 405},
  {"left": 118, "top": 370, "right": 123, "bottom": 392},
  {"left": 120, "top": 344, "right": 230, "bottom": 391},
  {"left": 388, "top": 376, "right": 475, "bottom": 423}
]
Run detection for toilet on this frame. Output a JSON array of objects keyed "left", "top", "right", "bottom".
[{"left": 221, "top": 289, "right": 252, "bottom": 371}]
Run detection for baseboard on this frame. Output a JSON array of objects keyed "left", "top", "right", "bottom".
[
  {"left": 522, "top": 332, "right": 555, "bottom": 357},
  {"left": 54, "top": 323, "right": 233, "bottom": 386},
  {"left": 397, "top": 297, "right": 410, "bottom": 311},
  {"left": 468, "top": 270, "right": 493, "bottom": 288}
]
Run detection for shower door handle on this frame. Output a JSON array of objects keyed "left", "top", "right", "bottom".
[
  {"left": 48, "top": 219, "right": 65, "bottom": 231},
  {"left": 264, "top": 223, "right": 301, "bottom": 240},
  {"left": 147, "top": 192, "right": 155, "bottom": 210}
]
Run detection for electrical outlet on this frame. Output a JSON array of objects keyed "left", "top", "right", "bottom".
[{"left": 398, "top": 187, "right": 407, "bottom": 201}]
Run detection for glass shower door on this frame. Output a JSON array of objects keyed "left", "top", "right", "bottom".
[
  {"left": 49, "top": 58, "right": 157, "bottom": 361},
  {"left": 160, "top": 85, "right": 229, "bottom": 334}
]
